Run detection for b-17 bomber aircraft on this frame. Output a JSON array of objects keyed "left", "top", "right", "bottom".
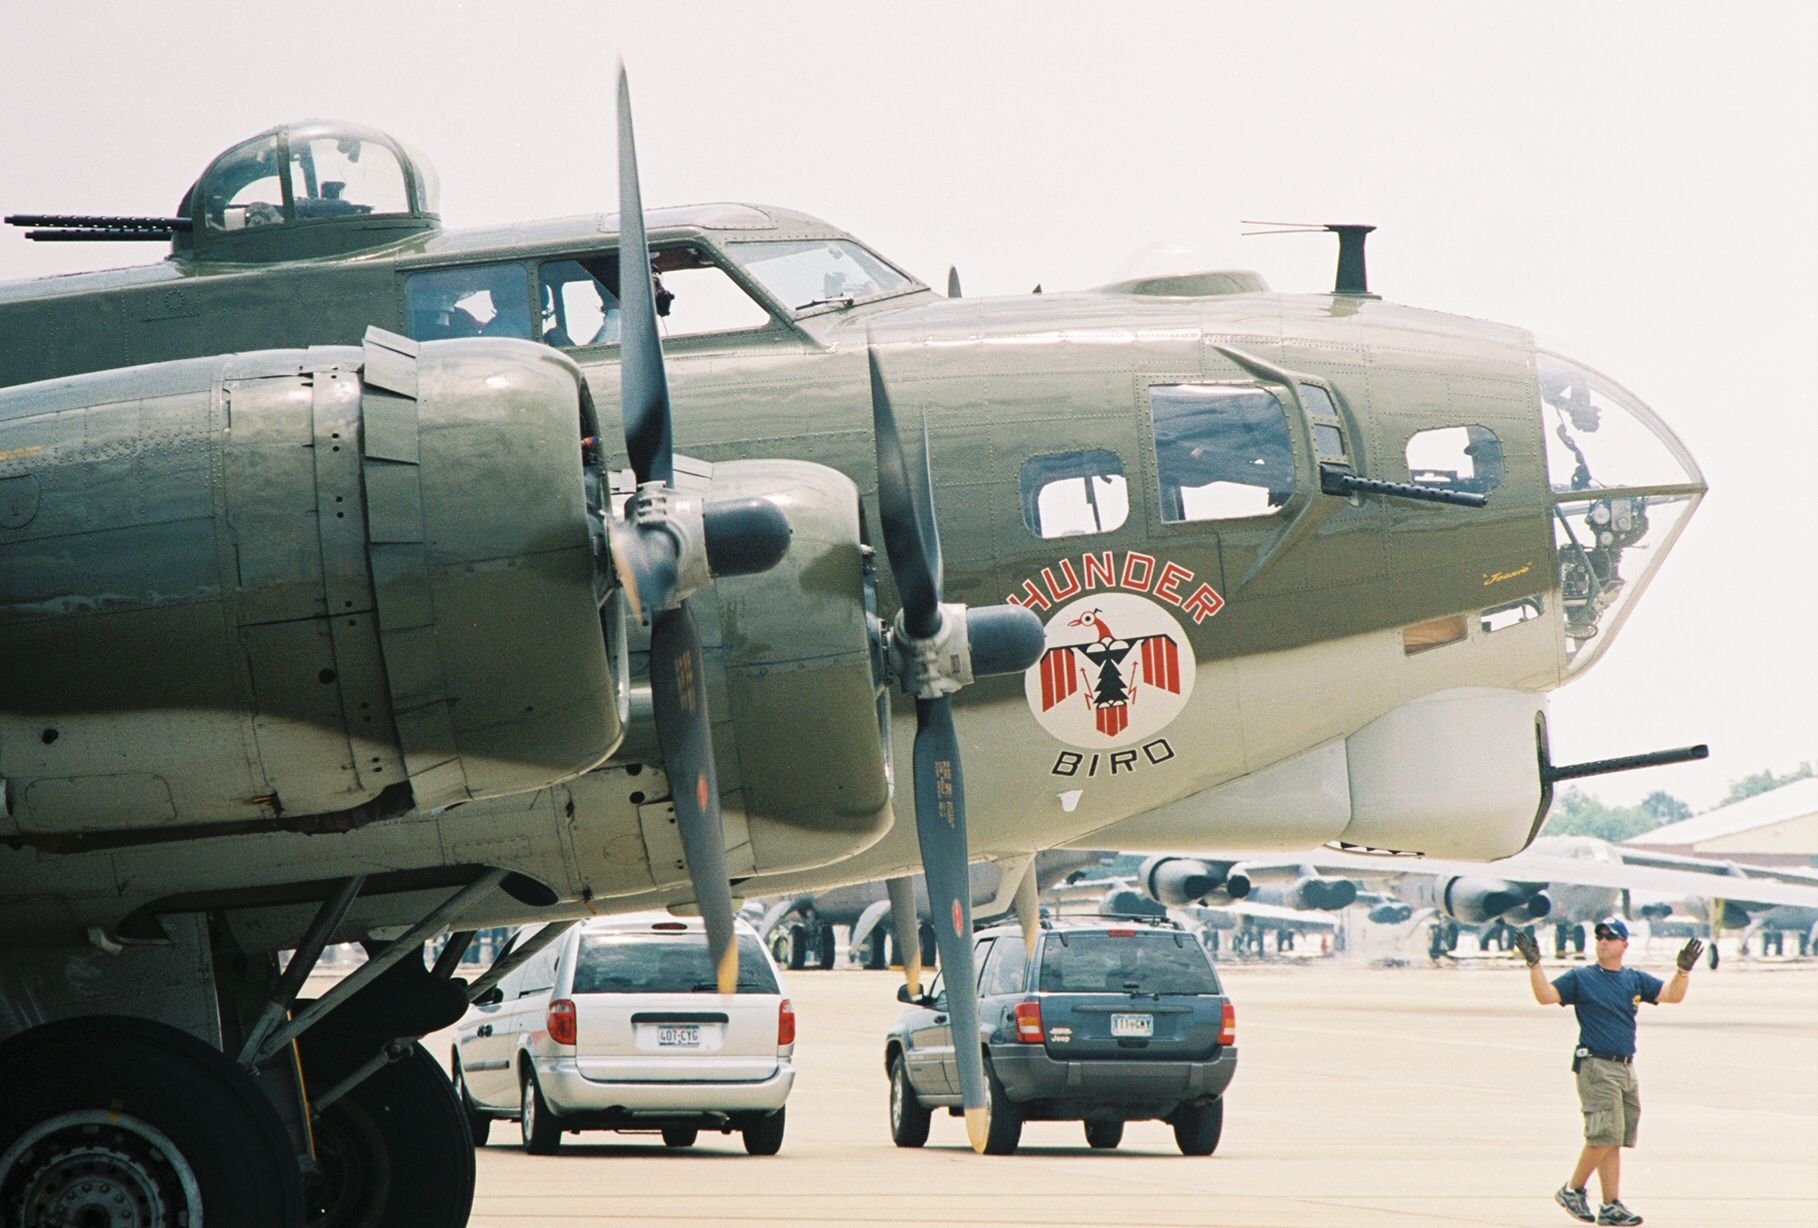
[{"left": 0, "top": 72, "right": 1710, "bottom": 1226}]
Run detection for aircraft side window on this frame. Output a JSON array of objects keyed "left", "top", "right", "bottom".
[
  {"left": 1149, "top": 384, "right": 1296, "bottom": 522},
  {"left": 1405, "top": 424, "right": 1503, "bottom": 494},
  {"left": 535, "top": 245, "right": 771, "bottom": 347},
  {"left": 405, "top": 264, "right": 533, "bottom": 342},
  {"left": 1019, "top": 450, "right": 1129, "bottom": 539},
  {"left": 1480, "top": 596, "right": 1543, "bottom": 634},
  {"left": 978, "top": 935, "right": 1028, "bottom": 997}
]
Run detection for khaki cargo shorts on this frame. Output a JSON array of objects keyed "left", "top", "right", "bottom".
[{"left": 1576, "top": 1057, "right": 1640, "bottom": 1147}]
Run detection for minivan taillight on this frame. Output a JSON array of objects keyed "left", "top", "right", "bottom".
[
  {"left": 1218, "top": 1001, "right": 1235, "bottom": 1046},
  {"left": 1013, "top": 999, "right": 1043, "bottom": 1044},
  {"left": 547, "top": 998, "right": 577, "bottom": 1046},
  {"left": 777, "top": 998, "right": 796, "bottom": 1046}
]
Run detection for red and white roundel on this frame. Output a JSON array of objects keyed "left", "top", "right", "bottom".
[{"left": 1024, "top": 593, "right": 1196, "bottom": 748}]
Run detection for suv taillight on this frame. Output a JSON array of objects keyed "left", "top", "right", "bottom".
[
  {"left": 547, "top": 998, "right": 577, "bottom": 1046},
  {"left": 1218, "top": 1001, "right": 1235, "bottom": 1046},
  {"left": 1013, "top": 999, "right": 1044, "bottom": 1044},
  {"left": 777, "top": 998, "right": 796, "bottom": 1047}
]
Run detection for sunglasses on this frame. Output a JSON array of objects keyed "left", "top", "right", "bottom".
[{"left": 1594, "top": 930, "right": 1625, "bottom": 941}]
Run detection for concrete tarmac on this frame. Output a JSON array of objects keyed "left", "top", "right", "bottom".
[{"left": 455, "top": 956, "right": 1818, "bottom": 1228}]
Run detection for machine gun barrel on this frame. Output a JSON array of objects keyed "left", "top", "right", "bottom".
[
  {"left": 1544, "top": 743, "right": 1709, "bottom": 784},
  {"left": 1320, "top": 464, "right": 1488, "bottom": 508}
]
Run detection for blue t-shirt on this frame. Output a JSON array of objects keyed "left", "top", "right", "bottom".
[{"left": 1553, "top": 964, "right": 1664, "bottom": 1057}]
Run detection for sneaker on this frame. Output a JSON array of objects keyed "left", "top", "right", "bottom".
[
  {"left": 1555, "top": 1185, "right": 1595, "bottom": 1223},
  {"left": 1597, "top": 1201, "right": 1643, "bottom": 1226}
]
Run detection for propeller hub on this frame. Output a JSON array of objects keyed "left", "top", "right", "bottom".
[{"left": 890, "top": 603, "right": 973, "bottom": 700}]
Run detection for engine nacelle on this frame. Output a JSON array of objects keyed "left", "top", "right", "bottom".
[
  {"left": 0, "top": 332, "right": 620, "bottom": 843},
  {"left": 1282, "top": 875, "right": 1359, "bottom": 912},
  {"left": 1103, "top": 888, "right": 1168, "bottom": 919},
  {"left": 1441, "top": 877, "right": 1545, "bottom": 925},
  {"left": 1139, "top": 855, "right": 1240, "bottom": 906},
  {"left": 1368, "top": 901, "right": 1414, "bottom": 925}
]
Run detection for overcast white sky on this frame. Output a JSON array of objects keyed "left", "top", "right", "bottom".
[{"left": 4, "top": 3, "right": 1812, "bottom": 813}]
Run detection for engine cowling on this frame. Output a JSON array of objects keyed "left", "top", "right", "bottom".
[
  {"left": 1139, "top": 855, "right": 1242, "bottom": 906},
  {"left": 0, "top": 332, "right": 621, "bottom": 843},
  {"left": 1441, "top": 877, "right": 1548, "bottom": 925},
  {"left": 1282, "top": 875, "right": 1359, "bottom": 912}
]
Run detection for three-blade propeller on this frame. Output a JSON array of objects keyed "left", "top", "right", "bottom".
[
  {"left": 868, "top": 345, "right": 1046, "bottom": 1152},
  {"left": 614, "top": 68, "right": 790, "bottom": 994}
]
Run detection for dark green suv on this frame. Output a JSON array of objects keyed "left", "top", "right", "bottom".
[{"left": 883, "top": 918, "right": 1236, "bottom": 1155}]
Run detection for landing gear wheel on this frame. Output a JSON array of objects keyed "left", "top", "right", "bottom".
[
  {"left": 786, "top": 923, "right": 809, "bottom": 971},
  {"left": 982, "top": 1059, "right": 1024, "bottom": 1156},
  {"left": 741, "top": 1107, "right": 786, "bottom": 1156},
  {"left": 303, "top": 1037, "right": 475, "bottom": 1227},
  {"left": 0, "top": 1016, "right": 304, "bottom": 1228},
  {"left": 661, "top": 1126, "right": 698, "bottom": 1148},
  {"left": 1172, "top": 1097, "right": 1224, "bottom": 1156},
  {"left": 919, "top": 923, "right": 939, "bottom": 970},
  {"left": 888, "top": 1055, "right": 931, "bottom": 1148},
  {"left": 815, "top": 924, "right": 837, "bottom": 970},
  {"left": 520, "top": 1069, "right": 563, "bottom": 1154},
  {"left": 1084, "top": 1120, "right": 1124, "bottom": 1149},
  {"left": 1709, "top": 941, "right": 1720, "bottom": 970},
  {"left": 862, "top": 934, "right": 888, "bottom": 970},
  {"left": 451, "top": 1054, "right": 492, "bottom": 1146}
]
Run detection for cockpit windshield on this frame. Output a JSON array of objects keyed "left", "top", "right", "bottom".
[
  {"left": 724, "top": 239, "right": 913, "bottom": 311},
  {"left": 1537, "top": 352, "right": 1704, "bottom": 675}
]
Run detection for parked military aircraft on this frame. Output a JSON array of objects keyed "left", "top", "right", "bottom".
[{"left": 0, "top": 69, "right": 1711, "bottom": 1225}]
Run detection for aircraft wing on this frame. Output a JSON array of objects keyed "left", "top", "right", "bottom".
[
  {"left": 1298, "top": 849, "right": 1818, "bottom": 911},
  {"left": 1186, "top": 900, "right": 1339, "bottom": 931}
]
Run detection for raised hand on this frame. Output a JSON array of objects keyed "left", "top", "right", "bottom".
[
  {"left": 1512, "top": 929, "right": 1541, "bottom": 968},
  {"left": 1676, "top": 938, "right": 1704, "bottom": 972}
]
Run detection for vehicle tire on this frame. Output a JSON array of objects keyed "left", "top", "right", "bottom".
[
  {"left": 451, "top": 1054, "right": 492, "bottom": 1147},
  {"left": 303, "top": 1038, "right": 476, "bottom": 1227},
  {"left": 787, "top": 923, "right": 809, "bottom": 971},
  {"left": 520, "top": 1068, "right": 564, "bottom": 1155},
  {"left": 742, "top": 1107, "right": 786, "bottom": 1156},
  {"left": 661, "top": 1126, "right": 698, "bottom": 1148},
  {"left": 1084, "top": 1120, "right": 1124, "bottom": 1150},
  {"left": 815, "top": 924, "right": 837, "bottom": 970},
  {"left": 0, "top": 1015, "right": 305, "bottom": 1228},
  {"left": 982, "top": 1059, "right": 1024, "bottom": 1156},
  {"left": 888, "top": 1055, "right": 931, "bottom": 1148},
  {"left": 1172, "top": 1097, "right": 1224, "bottom": 1156}
]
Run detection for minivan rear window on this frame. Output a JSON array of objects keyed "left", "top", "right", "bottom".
[
  {"left": 1038, "top": 931, "right": 1219, "bottom": 995},
  {"left": 572, "top": 933, "right": 780, "bottom": 995}
]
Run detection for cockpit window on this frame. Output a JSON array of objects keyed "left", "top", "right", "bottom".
[
  {"left": 1405, "top": 425, "right": 1503, "bottom": 494},
  {"left": 285, "top": 133, "right": 410, "bottom": 221},
  {"left": 723, "top": 240, "right": 912, "bottom": 311},
  {"left": 204, "top": 134, "right": 286, "bottom": 232},
  {"left": 533, "top": 246, "right": 771, "bottom": 347},
  {"left": 1149, "top": 384, "right": 1295, "bottom": 522},
  {"left": 1537, "top": 353, "right": 1700, "bottom": 494}
]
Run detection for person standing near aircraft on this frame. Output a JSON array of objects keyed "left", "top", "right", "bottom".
[{"left": 1514, "top": 919, "right": 1701, "bottom": 1226}]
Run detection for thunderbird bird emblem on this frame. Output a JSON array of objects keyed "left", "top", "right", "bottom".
[{"left": 1026, "top": 593, "right": 1196, "bottom": 747}]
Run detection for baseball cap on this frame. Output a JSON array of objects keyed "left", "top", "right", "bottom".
[{"left": 1594, "top": 917, "right": 1629, "bottom": 941}]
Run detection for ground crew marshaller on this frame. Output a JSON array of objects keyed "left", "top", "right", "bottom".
[{"left": 1513, "top": 918, "right": 1701, "bottom": 1227}]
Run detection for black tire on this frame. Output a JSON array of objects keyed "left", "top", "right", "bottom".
[
  {"left": 982, "top": 1059, "right": 1024, "bottom": 1156},
  {"left": 0, "top": 1015, "right": 304, "bottom": 1228},
  {"left": 862, "top": 933, "right": 888, "bottom": 970},
  {"left": 520, "top": 1068, "right": 564, "bottom": 1155},
  {"left": 451, "top": 1053, "right": 492, "bottom": 1147},
  {"left": 742, "top": 1107, "right": 786, "bottom": 1156},
  {"left": 304, "top": 1038, "right": 476, "bottom": 1227},
  {"left": 1173, "top": 1097, "right": 1224, "bottom": 1156},
  {"left": 1084, "top": 1120, "right": 1124, "bottom": 1150},
  {"left": 919, "top": 923, "right": 939, "bottom": 969},
  {"left": 815, "top": 925, "right": 837, "bottom": 970},
  {"left": 888, "top": 1055, "right": 931, "bottom": 1148},
  {"left": 661, "top": 1126, "right": 698, "bottom": 1148},
  {"left": 786, "top": 924, "right": 809, "bottom": 971}
]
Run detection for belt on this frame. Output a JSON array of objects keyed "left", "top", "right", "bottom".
[{"left": 1575, "top": 1047, "right": 1633, "bottom": 1064}]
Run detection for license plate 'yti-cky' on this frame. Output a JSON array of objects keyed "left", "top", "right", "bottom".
[
  {"left": 1110, "top": 1013, "right": 1153, "bottom": 1038},
  {"left": 657, "top": 1025, "right": 702, "bottom": 1048}
]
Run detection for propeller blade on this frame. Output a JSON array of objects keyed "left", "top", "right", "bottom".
[
  {"left": 616, "top": 64, "right": 673, "bottom": 487},
  {"left": 868, "top": 347, "right": 942, "bottom": 639},
  {"left": 649, "top": 605, "right": 738, "bottom": 994},
  {"left": 911, "top": 695, "right": 989, "bottom": 1152},
  {"left": 1012, "top": 860, "right": 1040, "bottom": 959},
  {"left": 884, "top": 875, "right": 923, "bottom": 998}
]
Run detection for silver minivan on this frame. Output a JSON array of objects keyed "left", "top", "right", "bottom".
[{"left": 452, "top": 914, "right": 795, "bottom": 1154}]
